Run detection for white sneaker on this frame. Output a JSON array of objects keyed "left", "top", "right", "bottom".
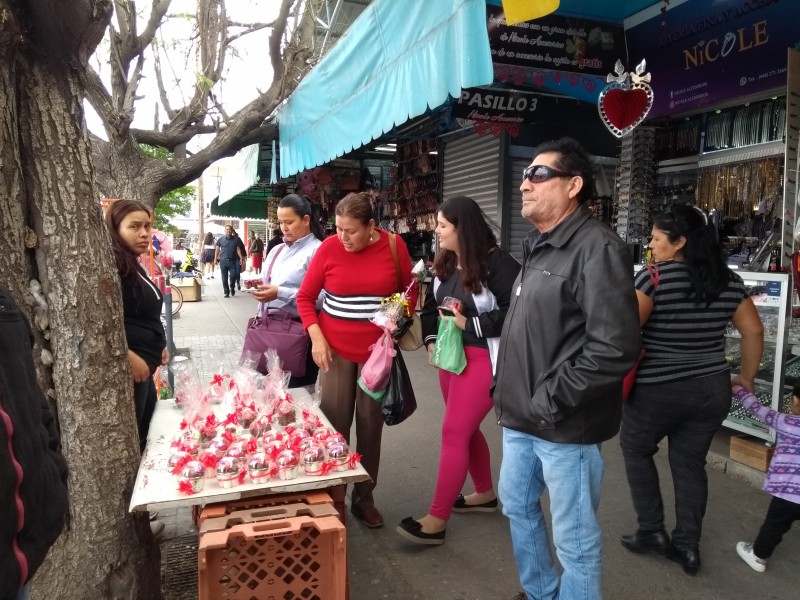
[{"left": 736, "top": 541, "right": 766, "bottom": 572}]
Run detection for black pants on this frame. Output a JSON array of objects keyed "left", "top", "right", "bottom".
[
  {"left": 620, "top": 370, "right": 732, "bottom": 550},
  {"left": 753, "top": 495, "right": 800, "bottom": 559},
  {"left": 288, "top": 341, "right": 320, "bottom": 389},
  {"left": 219, "top": 259, "right": 238, "bottom": 295},
  {"left": 134, "top": 377, "right": 157, "bottom": 454}
]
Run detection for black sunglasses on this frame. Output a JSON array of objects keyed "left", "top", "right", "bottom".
[{"left": 523, "top": 165, "right": 575, "bottom": 183}]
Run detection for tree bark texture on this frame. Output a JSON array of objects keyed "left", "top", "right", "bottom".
[{"left": 0, "top": 1, "right": 160, "bottom": 598}]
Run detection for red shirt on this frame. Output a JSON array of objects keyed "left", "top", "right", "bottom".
[{"left": 297, "top": 229, "right": 418, "bottom": 363}]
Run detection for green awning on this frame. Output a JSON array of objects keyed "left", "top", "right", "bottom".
[{"left": 210, "top": 186, "right": 274, "bottom": 219}]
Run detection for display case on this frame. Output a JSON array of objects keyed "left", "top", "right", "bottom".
[{"left": 724, "top": 271, "right": 791, "bottom": 443}]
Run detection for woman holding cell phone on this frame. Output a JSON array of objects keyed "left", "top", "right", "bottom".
[{"left": 396, "top": 195, "right": 520, "bottom": 546}]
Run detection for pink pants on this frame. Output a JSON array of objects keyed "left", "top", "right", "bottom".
[{"left": 429, "top": 345, "right": 495, "bottom": 520}]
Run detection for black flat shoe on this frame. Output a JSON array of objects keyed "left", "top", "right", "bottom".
[
  {"left": 667, "top": 545, "right": 701, "bottom": 575},
  {"left": 451, "top": 493, "right": 498, "bottom": 513},
  {"left": 620, "top": 529, "right": 670, "bottom": 554},
  {"left": 396, "top": 517, "right": 445, "bottom": 546}
]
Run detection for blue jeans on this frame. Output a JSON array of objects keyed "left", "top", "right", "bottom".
[
  {"left": 219, "top": 258, "right": 238, "bottom": 295},
  {"left": 14, "top": 584, "right": 30, "bottom": 600},
  {"left": 499, "top": 429, "right": 605, "bottom": 600}
]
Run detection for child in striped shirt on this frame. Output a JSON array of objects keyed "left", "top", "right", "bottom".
[{"left": 732, "top": 383, "right": 800, "bottom": 572}]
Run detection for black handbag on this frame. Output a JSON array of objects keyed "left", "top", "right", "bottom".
[{"left": 381, "top": 351, "right": 417, "bottom": 425}]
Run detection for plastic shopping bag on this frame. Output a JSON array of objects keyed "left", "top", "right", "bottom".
[
  {"left": 381, "top": 351, "right": 417, "bottom": 425},
  {"left": 431, "top": 316, "right": 467, "bottom": 374},
  {"left": 358, "top": 329, "right": 396, "bottom": 400}
]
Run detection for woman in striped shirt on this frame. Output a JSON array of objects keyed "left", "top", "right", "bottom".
[
  {"left": 619, "top": 204, "right": 764, "bottom": 575},
  {"left": 297, "top": 192, "right": 418, "bottom": 529}
]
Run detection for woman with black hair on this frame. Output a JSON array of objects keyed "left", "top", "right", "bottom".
[
  {"left": 251, "top": 194, "right": 325, "bottom": 387},
  {"left": 104, "top": 199, "right": 169, "bottom": 453},
  {"left": 619, "top": 204, "right": 764, "bottom": 574},
  {"left": 396, "top": 195, "right": 520, "bottom": 545}
]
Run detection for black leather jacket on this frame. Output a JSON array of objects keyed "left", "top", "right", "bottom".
[
  {"left": 492, "top": 205, "right": 641, "bottom": 444},
  {"left": 0, "top": 285, "right": 68, "bottom": 599}
]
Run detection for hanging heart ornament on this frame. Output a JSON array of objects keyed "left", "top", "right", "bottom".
[{"left": 598, "top": 59, "right": 654, "bottom": 138}]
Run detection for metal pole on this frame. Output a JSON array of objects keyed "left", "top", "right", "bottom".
[
  {"left": 163, "top": 286, "right": 175, "bottom": 391},
  {"left": 198, "top": 176, "right": 205, "bottom": 253}
]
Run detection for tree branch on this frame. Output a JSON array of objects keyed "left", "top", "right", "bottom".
[
  {"left": 130, "top": 125, "right": 218, "bottom": 149},
  {"left": 151, "top": 37, "right": 177, "bottom": 120},
  {"left": 83, "top": 65, "right": 115, "bottom": 129},
  {"left": 135, "top": 0, "right": 171, "bottom": 53},
  {"left": 226, "top": 22, "right": 273, "bottom": 45},
  {"left": 122, "top": 53, "right": 145, "bottom": 117}
]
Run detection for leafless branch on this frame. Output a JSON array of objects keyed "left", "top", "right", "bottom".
[
  {"left": 83, "top": 65, "right": 115, "bottom": 129},
  {"left": 136, "top": 0, "right": 171, "bottom": 52},
  {"left": 130, "top": 125, "right": 218, "bottom": 149},
  {"left": 151, "top": 38, "right": 177, "bottom": 120},
  {"left": 226, "top": 22, "right": 272, "bottom": 45},
  {"left": 122, "top": 53, "right": 145, "bottom": 116}
]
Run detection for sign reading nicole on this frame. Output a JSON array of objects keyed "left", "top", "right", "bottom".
[{"left": 626, "top": 0, "right": 797, "bottom": 118}]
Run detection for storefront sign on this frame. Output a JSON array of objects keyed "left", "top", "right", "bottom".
[
  {"left": 626, "top": 0, "right": 796, "bottom": 118},
  {"left": 453, "top": 88, "right": 558, "bottom": 125},
  {"left": 487, "top": 5, "right": 625, "bottom": 76}
]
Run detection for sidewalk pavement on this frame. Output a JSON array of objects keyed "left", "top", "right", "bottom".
[{"left": 160, "top": 273, "right": 800, "bottom": 599}]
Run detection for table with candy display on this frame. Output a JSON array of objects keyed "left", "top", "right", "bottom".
[{"left": 129, "top": 387, "right": 369, "bottom": 513}]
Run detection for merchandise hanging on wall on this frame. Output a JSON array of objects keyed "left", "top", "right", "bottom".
[{"left": 598, "top": 60, "right": 654, "bottom": 138}]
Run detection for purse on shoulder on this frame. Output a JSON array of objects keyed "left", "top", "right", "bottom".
[
  {"left": 242, "top": 310, "right": 309, "bottom": 376},
  {"left": 240, "top": 248, "right": 309, "bottom": 376}
]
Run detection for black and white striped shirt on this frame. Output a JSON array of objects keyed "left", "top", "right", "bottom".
[
  {"left": 635, "top": 261, "right": 747, "bottom": 384},
  {"left": 321, "top": 290, "right": 384, "bottom": 322}
]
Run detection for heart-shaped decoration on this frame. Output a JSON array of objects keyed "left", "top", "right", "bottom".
[{"left": 597, "top": 60, "right": 654, "bottom": 138}]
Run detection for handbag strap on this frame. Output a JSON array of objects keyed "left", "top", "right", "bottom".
[
  {"left": 257, "top": 245, "right": 285, "bottom": 318},
  {"left": 265, "top": 245, "right": 285, "bottom": 282},
  {"left": 387, "top": 233, "right": 403, "bottom": 292}
]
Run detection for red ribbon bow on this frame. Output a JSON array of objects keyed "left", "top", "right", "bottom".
[
  {"left": 177, "top": 480, "right": 197, "bottom": 495},
  {"left": 348, "top": 452, "right": 362, "bottom": 469}
]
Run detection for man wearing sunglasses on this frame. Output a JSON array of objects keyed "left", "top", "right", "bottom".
[{"left": 493, "top": 137, "right": 641, "bottom": 600}]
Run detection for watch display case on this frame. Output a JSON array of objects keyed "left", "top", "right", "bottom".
[{"left": 725, "top": 271, "right": 791, "bottom": 443}]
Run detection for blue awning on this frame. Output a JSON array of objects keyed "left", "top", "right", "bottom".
[{"left": 278, "top": 0, "right": 493, "bottom": 177}]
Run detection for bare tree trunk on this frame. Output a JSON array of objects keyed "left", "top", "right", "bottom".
[{"left": 0, "top": 2, "right": 160, "bottom": 598}]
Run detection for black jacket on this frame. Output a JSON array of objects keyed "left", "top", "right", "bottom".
[
  {"left": 123, "top": 265, "right": 166, "bottom": 372},
  {"left": 421, "top": 247, "right": 521, "bottom": 349},
  {"left": 0, "top": 285, "right": 68, "bottom": 599},
  {"left": 492, "top": 205, "right": 641, "bottom": 444}
]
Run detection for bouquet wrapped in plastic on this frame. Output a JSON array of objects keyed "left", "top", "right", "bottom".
[{"left": 357, "top": 278, "right": 418, "bottom": 399}]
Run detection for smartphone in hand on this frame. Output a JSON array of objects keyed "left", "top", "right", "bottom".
[{"left": 438, "top": 296, "right": 463, "bottom": 315}]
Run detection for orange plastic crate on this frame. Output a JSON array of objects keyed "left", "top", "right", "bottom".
[
  {"left": 198, "top": 516, "right": 346, "bottom": 600},
  {"left": 196, "top": 490, "right": 333, "bottom": 526},
  {"left": 200, "top": 502, "right": 340, "bottom": 534}
]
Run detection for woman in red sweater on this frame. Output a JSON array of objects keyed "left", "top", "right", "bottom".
[{"left": 297, "top": 192, "right": 417, "bottom": 528}]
